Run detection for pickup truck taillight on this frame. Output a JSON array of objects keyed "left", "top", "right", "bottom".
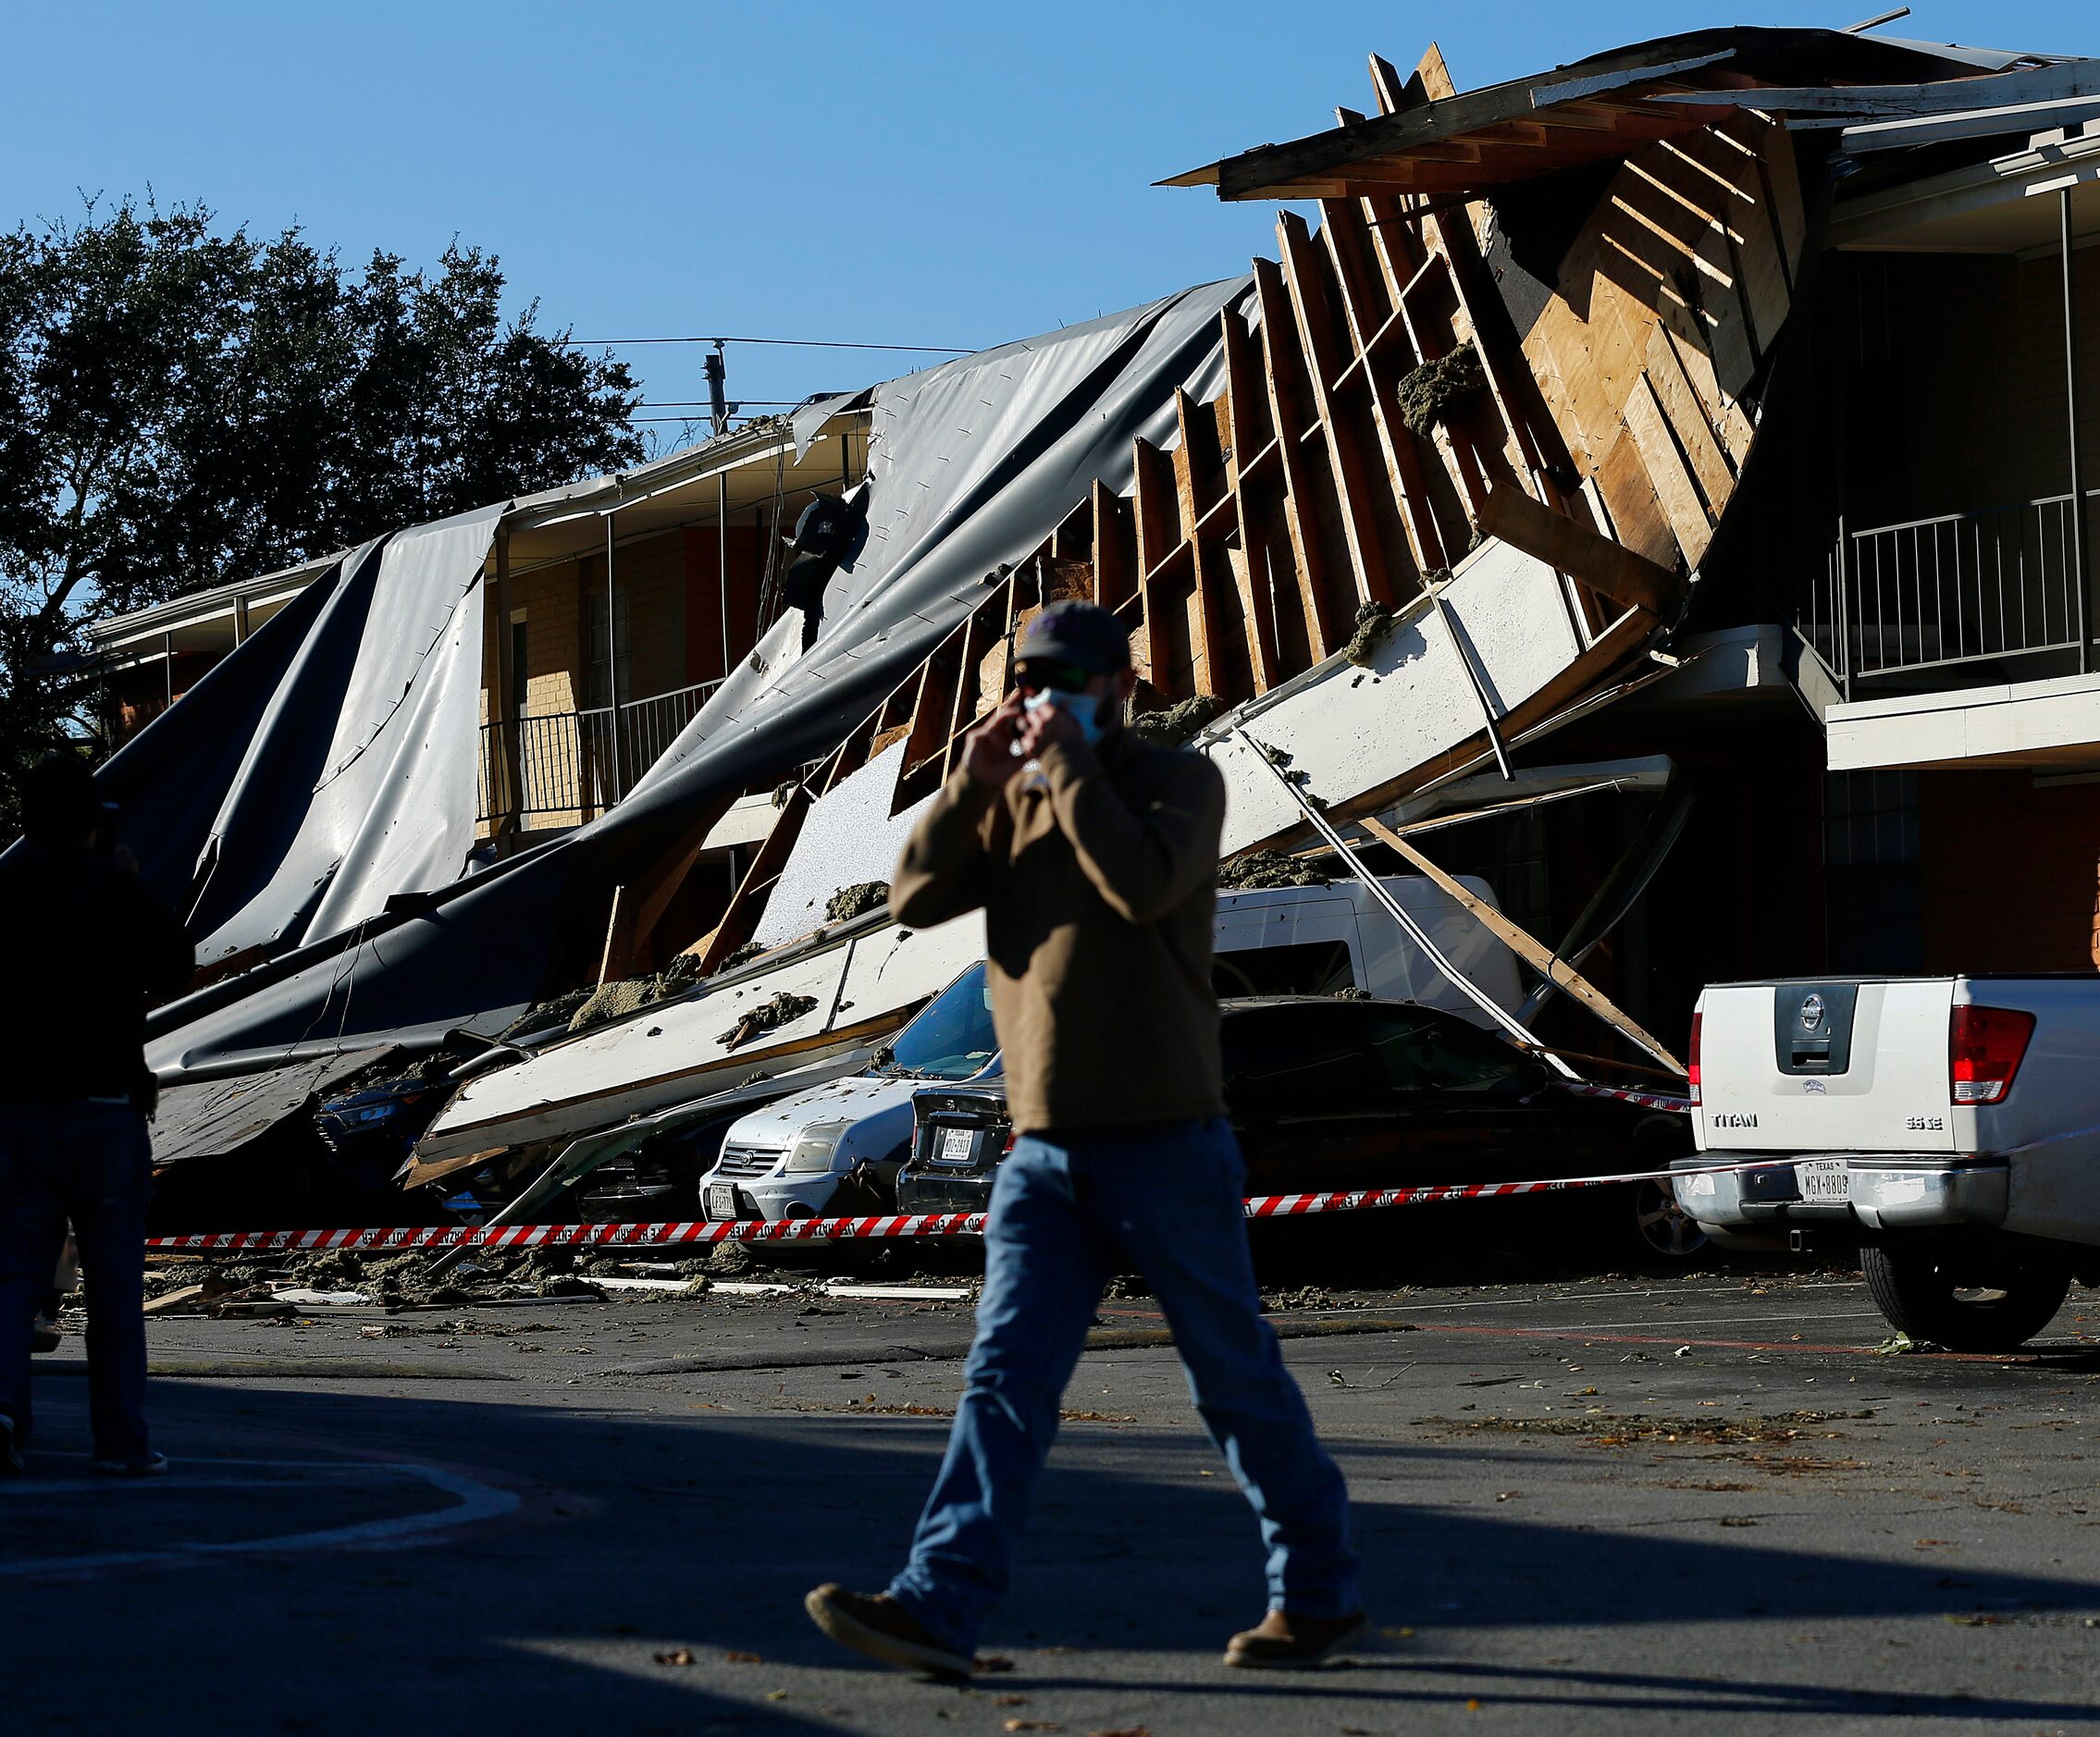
[
  {"left": 1949, "top": 1004, "right": 2035, "bottom": 1105},
  {"left": 1687, "top": 1010, "right": 1701, "bottom": 1105}
]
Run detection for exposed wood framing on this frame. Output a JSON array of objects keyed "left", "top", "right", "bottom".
[
  {"left": 673, "top": 37, "right": 1806, "bottom": 954},
  {"left": 1353, "top": 814, "right": 1686, "bottom": 1074},
  {"left": 687, "top": 785, "right": 814, "bottom": 975}
]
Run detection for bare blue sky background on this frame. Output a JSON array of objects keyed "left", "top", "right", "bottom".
[{"left": 3, "top": 2, "right": 2093, "bottom": 452}]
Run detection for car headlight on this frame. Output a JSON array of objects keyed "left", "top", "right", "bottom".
[{"left": 782, "top": 1119, "right": 857, "bottom": 1176}]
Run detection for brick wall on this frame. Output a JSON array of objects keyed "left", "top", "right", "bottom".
[{"left": 1919, "top": 770, "right": 2100, "bottom": 974}]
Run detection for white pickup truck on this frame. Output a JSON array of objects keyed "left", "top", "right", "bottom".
[{"left": 1675, "top": 976, "right": 2100, "bottom": 1350}]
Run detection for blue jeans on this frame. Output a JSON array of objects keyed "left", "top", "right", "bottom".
[
  {"left": 0, "top": 1101, "right": 153, "bottom": 1461},
  {"left": 887, "top": 1116, "right": 1358, "bottom": 1654}
]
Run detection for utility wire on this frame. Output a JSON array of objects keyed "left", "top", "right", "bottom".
[{"left": 563, "top": 334, "right": 972, "bottom": 353}]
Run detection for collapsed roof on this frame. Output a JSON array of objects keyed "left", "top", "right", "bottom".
[{"left": 104, "top": 20, "right": 2100, "bottom": 1164}]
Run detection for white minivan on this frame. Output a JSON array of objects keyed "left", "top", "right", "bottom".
[{"left": 692, "top": 874, "right": 1520, "bottom": 1223}]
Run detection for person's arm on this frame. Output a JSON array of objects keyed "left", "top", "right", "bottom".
[
  {"left": 1034, "top": 739, "right": 1224, "bottom": 925},
  {"left": 889, "top": 696, "right": 1025, "bottom": 928},
  {"left": 890, "top": 770, "right": 1001, "bottom": 927}
]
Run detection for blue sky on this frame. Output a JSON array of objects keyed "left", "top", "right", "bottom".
[{"left": 4, "top": 2, "right": 2093, "bottom": 449}]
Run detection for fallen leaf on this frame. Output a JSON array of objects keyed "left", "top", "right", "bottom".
[
  {"left": 651, "top": 1649, "right": 695, "bottom": 1666},
  {"left": 995, "top": 1695, "right": 1028, "bottom": 1707},
  {"left": 767, "top": 1688, "right": 789, "bottom": 1701},
  {"left": 976, "top": 1654, "right": 1016, "bottom": 1672},
  {"left": 1915, "top": 1538, "right": 1954, "bottom": 1548},
  {"left": 1004, "top": 1722, "right": 1062, "bottom": 1733},
  {"left": 1495, "top": 1490, "right": 1520, "bottom": 1501},
  {"left": 1465, "top": 1699, "right": 1482, "bottom": 1712},
  {"left": 1089, "top": 1727, "right": 1151, "bottom": 1736},
  {"left": 725, "top": 1649, "right": 761, "bottom": 1663},
  {"left": 1378, "top": 1625, "right": 1414, "bottom": 1639}
]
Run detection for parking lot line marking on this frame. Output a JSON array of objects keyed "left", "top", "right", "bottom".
[
  {"left": 1395, "top": 1319, "right": 2057, "bottom": 1361},
  {"left": 0, "top": 1460, "right": 520, "bottom": 1578}
]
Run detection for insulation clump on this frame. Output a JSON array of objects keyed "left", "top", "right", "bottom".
[
  {"left": 714, "top": 940, "right": 768, "bottom": 974},
  {"left": 1130, "top": 694, "right": 1226, "bottom": 749},
  {"left": 824, "top": 881, "right": 892, "bottom": 923},
  {"left": 718, "top": 991, "right": 819, "bottom": 1049},
  {"left": 1218, "top": 850, "right": 1331, "bottom": 892},
  {"left": 1395, "top": 342, "right": 1486, "bottom": 438},
  {"left": 567, "top": 977, "right": 661, "bottom": 1032},
  {"left": 499, "top": 987, "right": 596, "bottom": 1042},
  {"left": 1343, "top": 602, "right": 1399, "bottom": 669}
]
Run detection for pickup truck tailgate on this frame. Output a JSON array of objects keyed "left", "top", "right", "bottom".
[{"left": 1699, "top": 979, "right": 1958, "bottom": 1154}]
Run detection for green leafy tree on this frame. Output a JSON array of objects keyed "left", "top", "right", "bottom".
[{"left": 0, "top": 197, "right": 643, "bottom": 783}]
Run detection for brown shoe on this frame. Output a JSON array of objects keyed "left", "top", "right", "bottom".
[
  {"left": 1223, "top": 1608, "right": 1367, "bottom": 1669},
  {"left": 804, "top": 1583, "right": 971, "bottom": 1679}
]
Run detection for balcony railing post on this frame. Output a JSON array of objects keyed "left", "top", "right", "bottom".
[
  {"left": 1835, "top": 511, "right": 1852, "bottom": 700},
  {"left": 2063, "top": 187, "right": 2092, "bottom": 675},
  {"left": 492, "top": 526, "right": 524, "bottom": 847}
]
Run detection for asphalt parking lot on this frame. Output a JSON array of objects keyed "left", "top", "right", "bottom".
[{"left": 7, "top": 1265, "right": 2100, "bottom": 1735}]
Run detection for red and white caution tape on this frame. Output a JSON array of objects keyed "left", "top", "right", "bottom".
[
  {"left": 147, "top": 1153, "right": 1817, "bottom": 1256},
  {"left": 145, "top": 1213, "right": 989, "bottom": 1256},
  {"left": 1557, "top": 1080, "right": 1694, "bottom": 1114}
]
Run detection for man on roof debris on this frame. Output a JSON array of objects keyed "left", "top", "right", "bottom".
[
  {"left": 0, "top": 755, "right": 194, "bottom": 1477},
  {"left": 805, "top": 599, "right": 1363, "bottom": 1676}
]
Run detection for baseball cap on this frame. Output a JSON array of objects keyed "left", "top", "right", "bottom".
[{"left": 1017, "top": 600, "right": 1130, "bottom": 676}]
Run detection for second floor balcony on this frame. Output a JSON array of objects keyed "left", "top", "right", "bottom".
[
  {"left": 476, "top": 675, "right": 723, "bottom": 832},
  {"left": 1800, "top": 489, "right": 2100, "bottom": 700}
]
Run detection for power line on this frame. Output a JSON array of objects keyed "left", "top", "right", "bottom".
[{"left": 563, "top": 334, "right": 972, "bottom": 354}]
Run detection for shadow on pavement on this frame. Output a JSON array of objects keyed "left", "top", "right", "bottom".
[{"left": 1, "top": 1373, "right": 2094, "bottom": 1731}]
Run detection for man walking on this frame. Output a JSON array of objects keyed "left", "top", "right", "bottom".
[
  {"left": 0, "top": 755, "right": 193, "bottom": 1475},
  {"left": 805, "top": 601, "right": 1361, "bottom": 1674}
]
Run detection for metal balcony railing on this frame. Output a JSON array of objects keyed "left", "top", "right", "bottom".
[
  {"left": 477, "top": 676, "right": 723, "bottom": 825},
  {"left": 1800, "top": 490, "right": 2100, "bottom": 694}
]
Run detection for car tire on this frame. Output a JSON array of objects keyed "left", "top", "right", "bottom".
[
  {"left": 1860, "top": 1238, "right": 2072, "bottom": 1352},
  {"left": 1626, "top": 1176, "right": 1711, "bottom": 1270}
]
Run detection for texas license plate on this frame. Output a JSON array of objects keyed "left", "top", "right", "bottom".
[
  {"left": 937, "top": 1127, "right": 976, "bottom": 1166},
  {"left": 706, "top": 1184, "right": 741, "bottom": 1219},
  {"left": 1796, "top": 1159, "right": 1849, "bottom": 1203}
]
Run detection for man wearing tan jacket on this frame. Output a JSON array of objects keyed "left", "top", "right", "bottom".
[{"left": 806, "top": 601, "right": 1361, "bottom": 1676}]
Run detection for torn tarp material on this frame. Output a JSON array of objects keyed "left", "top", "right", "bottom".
[
  {"left": 143, "top": 281, "right": 1251, "bottom": 1078},
  {"left": 149, "top": 1046, "right": 392, "bottom": 1165},
  {"left": 99, "top": 504, "right": 501, "bottom": 972}
]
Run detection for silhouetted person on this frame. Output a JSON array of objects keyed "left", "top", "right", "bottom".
[
  {"left": 805, "top": 602, "right": 1361, "bottom": 1676},
  {"left": 783, "top": 488, "right": 869, "bottom": 655},
  {"left": 0, "top": 754, "right": 192, "bottom": 1475}
]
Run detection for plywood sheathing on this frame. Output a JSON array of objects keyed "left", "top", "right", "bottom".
[{"left": 1516, "top": 105, "right": 1799, "bottom": 577}]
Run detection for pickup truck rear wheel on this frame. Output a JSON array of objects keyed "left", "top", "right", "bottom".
[{"left": 1860, "top": 1239, "right": 2072, "bottom": 1351}]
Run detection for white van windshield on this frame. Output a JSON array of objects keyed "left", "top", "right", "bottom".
[{"left": 880, "top": 962, "right": 998, "bottom": 1080}]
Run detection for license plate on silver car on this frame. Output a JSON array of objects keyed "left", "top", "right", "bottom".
[
  {"left": 1797, "top": 1159, "right": 1849, "bottom": 1203},
  {"left": 706, "top": 1184, "right": 740, "bottom": 1219},
  {"left": 937, "top": 1127, "right": 975, "bottom": 1166}
]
